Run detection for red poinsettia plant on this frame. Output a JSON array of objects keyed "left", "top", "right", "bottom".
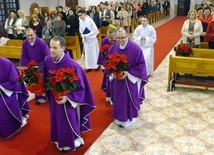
[
  {"left": 46, "top": 67, "right": 79, "bottom": 101},
  {"left": 100, "top": 44, "right": 112, "bottom": 56},
  {"left": 18, "top": 60, "right": 45, "bottom": 96},
  {"left": 174, "top": 43, "right": 192, "bottom": 57},
  {"left": 103, "top": 53, "right": 128, "bottom": 79}
]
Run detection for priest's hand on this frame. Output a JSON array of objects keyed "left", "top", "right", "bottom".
[
  {"left": 56, "top": 96, "right": 67, "bottom": 104},
  {"left": 119, "top": 71, "right": 128, "bottom": 80}
]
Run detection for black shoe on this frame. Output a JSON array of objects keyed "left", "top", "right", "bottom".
[{"left": 85, "top": 69, "right": 92, "bottom": 73}]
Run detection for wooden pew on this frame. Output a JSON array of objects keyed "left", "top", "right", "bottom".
[
  {"left": 0, "top": 39, "right": 23, "bottom": 59},
  {"left": 167, "top": 55, "right": 214, "bottom": 91},
  {"left": 191, "top": 48, "right": 214, "bottom": 58},
  {"left": 199, "top": 42, "right": 209, "bottom": 49},
  {"left": 100, "top": 26, "right": 108, "bottom": 38},
  {"left": 65, "top": 35, "right": 81, "bottom": 60}
]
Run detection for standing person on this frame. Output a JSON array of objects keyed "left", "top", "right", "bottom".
[
  {"left": 33, "top": 7, "right": 45, "bottom": 24},
  {"left": 133, "top": 17, "right": 157, "bottom": 76},
  {"left": 181, "top": 10, "right": 203, "bottom": 48},
  {"left": 20, "top": 28, "right": 50, "bottom": 104},
  {"left": 42, "top": 19, "right": 55, "bottom": 46},
  {"left": 44, "top": 36, "right": 96, "bottom": 152},
  {"left": 14, "top": 9, "right": 29, "bottom": 40},
  {"left": 29, "top": 14, "right": 44, "bottom": 38},
  {"left": 162, "top": 0, "right": 170, "bottom": 16},
  {"left": 106, "top": 27, "right": 147, "bottom": 127},
  {"left": 65, "top": 9, "right": 79, "bottom": 36},
  {"left": 97, "top": 28, "right": 117, "bottom": 102},
  {"left": 205, "top": 13, "right": 214, "bottom": 49},
  {"left": 52, "top": 13, "right": 66, "bottom": 38},
  {"left": 4, "top": 10, "right": 17, "bottom": 39},
  {"left": 198, "top": 6, "right": 213, "bottom": 42},
  {"left": 77, "top": 9, "right": 100, "bottom": 72},
  {"left": 0, "top": 57, "right": 30, "bottom": 139}
]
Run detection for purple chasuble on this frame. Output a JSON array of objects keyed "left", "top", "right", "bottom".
[
  {"left": 97, "top": 37, "right": 114, "bottom": 97},
  {"left": 108, "top": 39, "right": 148, "bottom": 122},
  {"left": 44, "top": 51, "right": 96, "bottom": 150},
  {"left": 0, "top": 57, "right": 30, "bottom": 139},
  {"left": 20, "top": 36, "right": 50, "bottom": 66}
]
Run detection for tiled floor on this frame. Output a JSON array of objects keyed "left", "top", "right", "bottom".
[{"left": 83, "top": 17, "right": 214, "bottom": 154}]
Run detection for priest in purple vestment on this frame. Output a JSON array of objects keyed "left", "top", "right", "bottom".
[
  {"left": 97, "top": 28, "right": 117, "bottom": 103},
  {"left": 0, "top": 57, "right": 30, "bottom": 139},
  {"left": 44, "top": 36, "right": 96, "bottom": 152},
  {"left": 106, "top": 27, "right": 148, "bottom": 127},
  {"left": 20, "top": 28, "right": 50, "bottom": 104}
]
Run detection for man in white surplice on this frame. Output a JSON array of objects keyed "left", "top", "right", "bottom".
[
  {"left": 133, "top": 17, "right": 157, "bottom": 76},
  {"left": 77, "top": 9, "right": 99, "bottom": 72}
]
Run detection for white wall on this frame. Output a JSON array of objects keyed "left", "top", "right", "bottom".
[{"left": 19, "top": 0, "right": 65, "bottom": 16}]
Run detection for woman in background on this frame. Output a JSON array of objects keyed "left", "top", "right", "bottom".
[
  {"left": 4, "top": 10, "right": 17, "bottom": 39},
  {"left": 14, "top": 9, "right": 29, "bottom": 40},
  {"left": 205, "top": 12, "right": 214, "bottom": 48},
  {"left": 181, "top": 10, "right": 203, "bottom": 47},
  {"left": 29, "top": 14, "right": 44, "bottom": 38},
  {"left": 42, "top": 19, "right": 55, "bottom": 46},
  {"left": 53, "top": 13, "right": 66, "bottom": 38}
]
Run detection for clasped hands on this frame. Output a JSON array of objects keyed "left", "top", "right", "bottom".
[
  {"left": 188, "top": 34, "right": 195, "bottom": 40},
  {"left": 56, "top": 96, "right": 67, "bottom": 105}
]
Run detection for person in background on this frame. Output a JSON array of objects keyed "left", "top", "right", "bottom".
[
  {"left": 43, "top": 11, "right": 50, "bottom": 24},
  {"left": 20, "top": 28, "right": 50, "bottom": 104},
  {"left": 133, "top": 17, "right": 157, "bottom": 77},
  {"left": 42, "top": 19, "right": 55, "bottom": 46},
  {"left": 53, "top": 13, "right": 66, "bottom": 38},
  {"left": 44, "top": 36, "right": 96, "bottom": 152},
  {"left": 29, "top": 14, "right": 44, "bottom": 38},
  {"left": 4, "top": 10, "right": 17, "bottom": 39},
  {"left": 65, "top": 9, "right": 79, "bottom": 36},
  {"left": 97, "top": 28, "right": 117, "bottom": 102},
  {"left": 33, "top": 7, "right": 45, "bottom": 24},
  {"left": 181, "top": 10, "right": 203, "bottom": 48},
  {"left": 198, "top": 6, "right": 213, "bottom": 42},
  {"left": 50, "top": 10, "right": 57, "bottom": 24},
  {"left": 77, "top": 9, "right": 100, "bottom": 72},
  {"left": 196, "top": 6, "right": 203, "bottom": 18},
  {"left": 57, "top": 6, "right": 66, "bottom": 20},
  {"left": 100, "top": 3, "right": 111, "bottom": 26},
  {"left": 106, "top": 27, "right": 147, "bottom": 127},
  {"left": 162, "top": 0, "right": 170, "bottom": 16},
  {"left": 205, "top": 12, "right": 214, "bottom": 48},
  {"left": 14, "top": 9, "right": 29, "bottom": 40},
  {"left": 89, "top": 6, "right": 101, "bottom": 29},
  {"left": 0, "top": 57, "right": 30, "bottom": 139}
]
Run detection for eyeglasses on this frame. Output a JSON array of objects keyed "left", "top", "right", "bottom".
[{"left": 117, "top": 36, "right": 127, "bottom": 40}]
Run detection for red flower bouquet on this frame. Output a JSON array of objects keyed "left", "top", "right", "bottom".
[
  {"left": 18, "top": 60, "right": 45, "bottom": 96},
  {"left": 46, "top": 67, "right": 79, "bottom": 101},
  {"left": 103, "top": 53, "right": 128, "bottom": 79},
  {"left": 174, "top": 44, "right": 192, "bottom": 57},
  {"left": 100, "top": 44, "right": 112, "bottom": 56}
]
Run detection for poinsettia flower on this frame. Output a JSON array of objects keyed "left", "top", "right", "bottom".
[{"left": 27, "top": 60, "right": 37, "bottom": 67}]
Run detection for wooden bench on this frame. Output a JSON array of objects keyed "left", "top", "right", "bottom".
[
  {"left": 199, "top": 42, "right": 209, "bottom": 49},
  {"left": 167, "top": 55, "right": 214, "bottom": 91},
  {"left": 65, "top": 35, "right": 81, "bottom": 60},
  {"left": 0, "top": 39, "right": 23, "bottom": 59},
  {"left": 191, "top": 48, "right": 214, "bottom": 58}
]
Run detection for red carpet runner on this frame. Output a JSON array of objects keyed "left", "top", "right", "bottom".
[{"left": 0, "top": 16, "right": 185, "bottom": 155}]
